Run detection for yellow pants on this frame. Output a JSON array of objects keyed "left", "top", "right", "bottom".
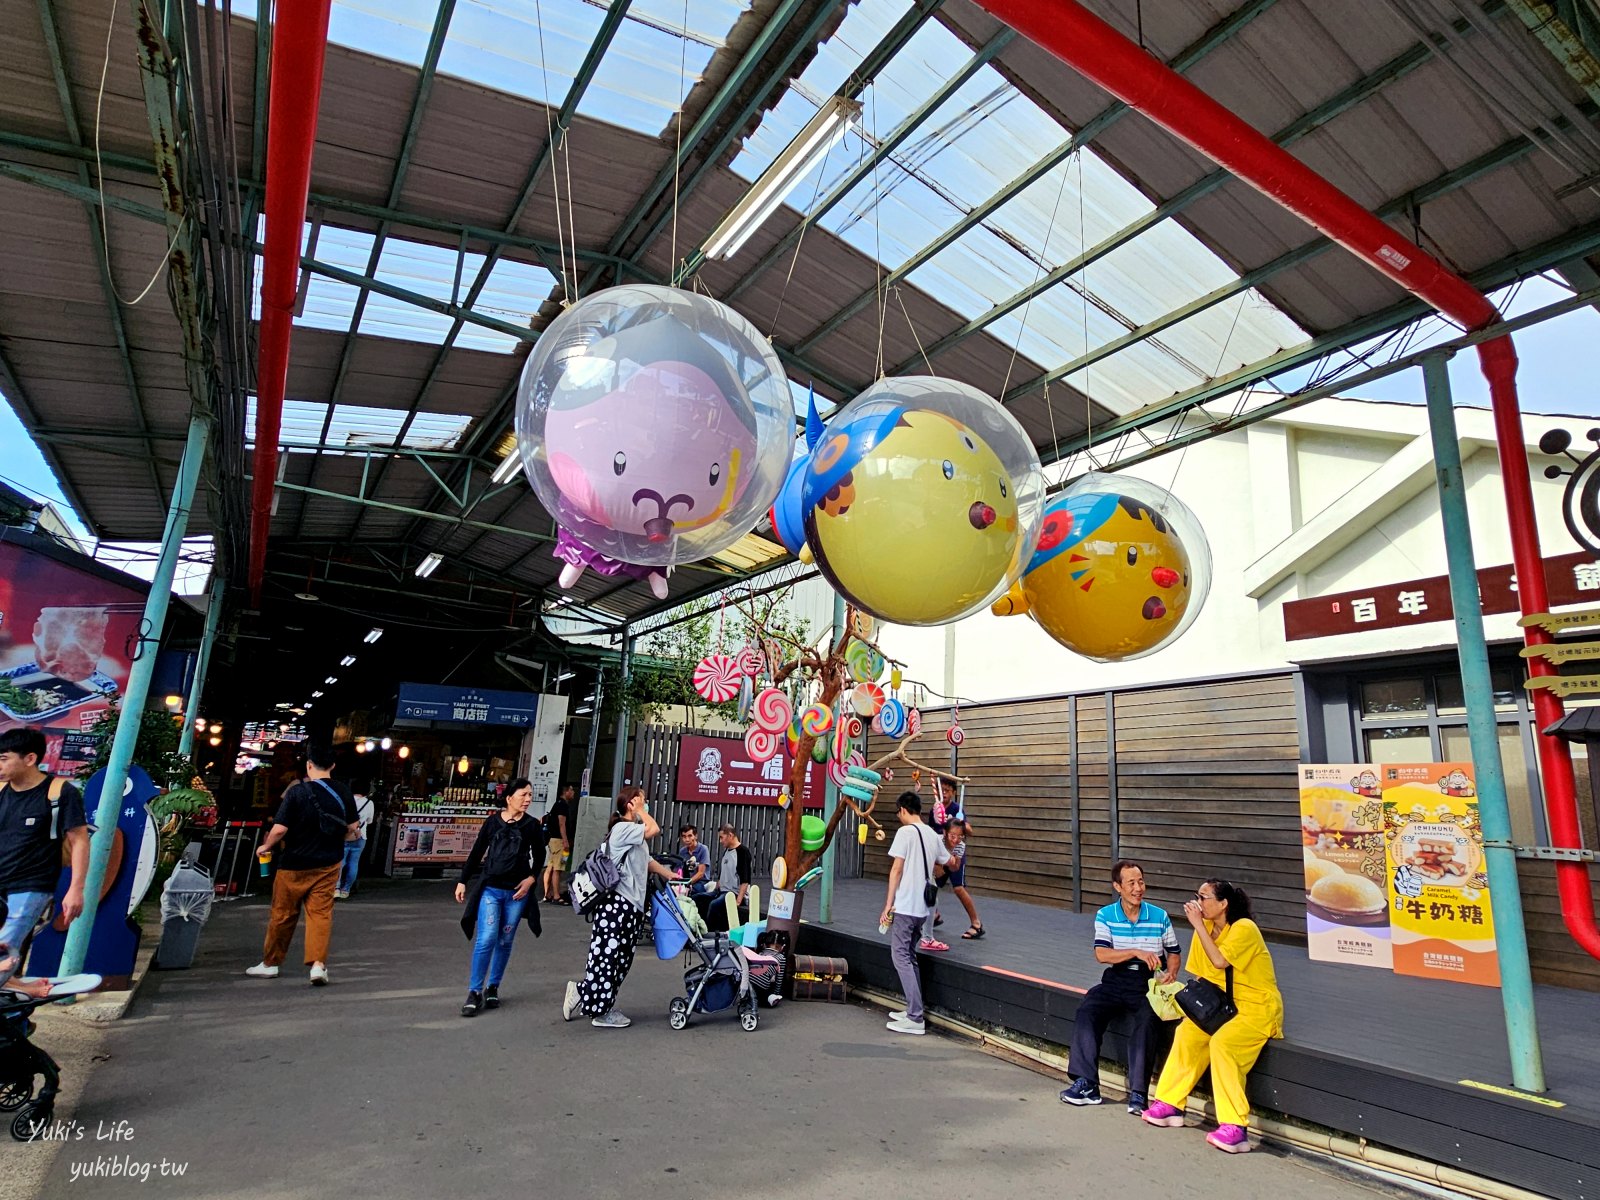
[{"left": 1153, "top": 1015, "right": 1273, "bottom": 1127}]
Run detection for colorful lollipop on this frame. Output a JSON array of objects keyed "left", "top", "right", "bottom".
[
  {"left": 693, "top": 654, "right": 741, "bottom": 703},
  {"left": 846, "top": 640, "right": 884, "bottom": 683},
  {"left": 879, "top": 697, "right": 908, "bottom": 739},
  {"left": 831, "top": 723, "right": 851, "bottom": 763},
  {"left": 851, "top": 682, "right": 885, "bottom": 717},
  {"left": 799, "top": 703, "right": 834, "bottom": 737},
  {"left": 751, "top": 687, "right": 793, "bottom": 733},
  {"left": 907, "top": 707, "right": 922, "bottom": 737},
  {"left": 786, "top": 717, "right": 802, "bottom": 758}
]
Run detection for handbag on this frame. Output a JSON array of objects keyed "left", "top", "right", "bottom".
[
  {"left": 1175, "top": 966, "right": 1237, "bottom": 1035},
  {"left": 915, "top": 827, "right": 939, "bottom": 908},
  {"left": 1146, "top": 977, "right": 1184, "bottom": 1022}
]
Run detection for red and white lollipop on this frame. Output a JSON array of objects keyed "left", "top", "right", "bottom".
[
  {"left": 751, "top": 687, "right": 793, "bottom": 734},
  {"left": 744, "top": 726, "right": 780, "bottom": 761},
  {"left": 693, "top": 654, "right": 741, "bottom": 703}
]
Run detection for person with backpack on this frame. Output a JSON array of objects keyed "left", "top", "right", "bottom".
[
  {"left": 455, "top": 777, "right": 545, "bottom": 1017},
  {"left": 246, "top": 742, "right": 358, "bottom": 986},
  {"left": 560, "top": 786, "right": 676, "bottom": 1029},
  {"left": 335, "top": 788, "right": 375, "bottom": 900},
  {"left": 0, "top": 728, "right": 89, "bottom": 998}
]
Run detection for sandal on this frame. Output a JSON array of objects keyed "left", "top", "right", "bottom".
[
  {"left": 961, "top": 925, "right": 985, "bottom": 940},
  {"left": 918, "top": 937, "right": 950, "bottom": 952},
  {"left": 933, "top": 912, "right": 944, "bottom": 927}
]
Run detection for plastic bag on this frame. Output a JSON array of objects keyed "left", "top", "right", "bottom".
[{"left": 1146, "top": 977, "right": 1184, "bottom": 1022}]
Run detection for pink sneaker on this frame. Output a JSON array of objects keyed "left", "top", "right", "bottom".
[
  {"left": 1207, "top": 1123, "right": 1252, "bottom": 1153},
  {"left": 1141, "top": 1100, "right": 1184, "bottom": 1128}
]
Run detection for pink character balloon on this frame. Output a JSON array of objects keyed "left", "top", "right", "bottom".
[{"left": 516, "top": 285, "right": 792, "bottom": 597}]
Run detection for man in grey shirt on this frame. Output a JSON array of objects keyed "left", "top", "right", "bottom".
[{"left": 702, "top": 824, "right": 752, "bottom": 931}]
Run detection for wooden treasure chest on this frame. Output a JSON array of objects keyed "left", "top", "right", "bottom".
[{"left": 790, "top": 954, "right": 848, "bottom": 1002}]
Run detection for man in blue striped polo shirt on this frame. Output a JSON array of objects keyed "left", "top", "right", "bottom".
[{"left": 1060, "top": 860, "right": 1180, "bottom": 1115}]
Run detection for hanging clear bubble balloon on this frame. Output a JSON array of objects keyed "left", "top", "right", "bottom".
[
  {"left": 515, "top": 285, "right": 794, "bottom": 596},
  {"left": 800, "top": 377, "right": 1045, "bottom": 626},
  {"left": 993, "top": 472, "right": 1212, "bottom": 661}
]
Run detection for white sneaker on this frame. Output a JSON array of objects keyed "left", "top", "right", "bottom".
[
  {"left": 309, "top": 964, "right": 329, "bottom": 986},
  {"left": 888, "top": 1009, "right": 907, "bottom": 1022},
  {"left": 886, "top": 1016, "right": 925, "bottom": 1035},
  {"left": 245, "top": 963, "right": 279, "bottom": 979},
  {"left": 562, "top": 980, "right": 581, "bottom": 1022},
  {"left": 334, "top": 891, "right": 349, "bottom": 900},
  {"left": 591, "top": 1010, "right": 631, "bottom": 1028}
]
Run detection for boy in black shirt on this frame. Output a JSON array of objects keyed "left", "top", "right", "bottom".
[{"left": 0, "top": 728, "right": 89, "bottom": 996}]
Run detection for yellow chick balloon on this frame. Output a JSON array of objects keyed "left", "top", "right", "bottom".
[
  {"left": 802, "top": 378, "right": 1044, "bottom": 626},
  {"left": 993, "top": 473, "right": 1211, "bottom": 661}
]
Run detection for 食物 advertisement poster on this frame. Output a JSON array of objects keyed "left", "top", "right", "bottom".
[
  {"left": 1382, "top": 762, "right": 1501, "bottom": 987},
  {"left": 1298, "top": 764, "right": 1392, "bottom": 968}
]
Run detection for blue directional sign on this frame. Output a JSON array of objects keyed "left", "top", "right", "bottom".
[{"left": 396, "top": 683, "right": 538, "bottom": 727}]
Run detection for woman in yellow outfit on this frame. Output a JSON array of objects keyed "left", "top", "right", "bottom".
[{"left": 1141, "top": 879, "right": 1283, "bottom": 1154}]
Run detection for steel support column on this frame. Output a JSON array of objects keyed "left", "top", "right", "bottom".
[
  {"left": 818, "top": 592, "right": 846, "bottom": 924},
  {"left": 1422, "top": 352, "right": 1545, "bottom": 1092},
  {"left": 59, "top": 409, "right": 211, "bottom": 976},
  {"left": 176, "top": 573, "right": 225, "bottom": 763},
  {"left": 610, "top": 631, "right": 633, "bottom": 791}
]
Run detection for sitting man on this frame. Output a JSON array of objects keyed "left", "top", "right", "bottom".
[
  {"left": 1059, "top": 859, "right": 1180, "bottom": 1116},
  {"left": 700, "top": 824, "right": 752, "bottom": 932},
  {"left": 678, "top": 824, "right": 712, "bottom": 895}
]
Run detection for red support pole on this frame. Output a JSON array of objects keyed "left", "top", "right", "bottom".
[
  {"left": 249, "top": 0, "right": 335, "bottom": 602},
  {"left": 972, "top": 0, "right": 1600, "bottom": 960}
]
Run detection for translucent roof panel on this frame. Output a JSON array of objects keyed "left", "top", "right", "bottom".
[
  {"left": 252, "top": 219, "right": 555, "bottom": 352},
  {"left": 247, "top": 398, "right": 474, "bottom": 453},
  {"left": 212, "top": 0, "right": 741, "bottom": 136}
]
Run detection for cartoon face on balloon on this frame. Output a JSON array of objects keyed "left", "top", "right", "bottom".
[
  {"left": 993, "top": 473, "right": 1211, "bottom": 661},
  {"left": 801, "top": 378, "right": 1044, "bottom": 626},
  {"left": 516, "top": 285, "right": 792, "bottom": 595}
]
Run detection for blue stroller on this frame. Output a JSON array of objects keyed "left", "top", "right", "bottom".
[{"left": 650, "top": 889, "right": 783, "bottom": 1031}]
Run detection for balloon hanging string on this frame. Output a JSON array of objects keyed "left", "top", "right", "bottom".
[
  {"left": 1001, "top": 147, "right": 1076, "bottom": 400},
  {"left": 767, "top": 133, "right": 840, "bottom": 341},
  {"left": 870, "top": 82, "right": 887, "bottom": 380},
  {"left": 534, "top": 0, "right": 573, "bottom": 303},
  {"left": 670, "top": 0, "right": 690, "bottom": 278}
]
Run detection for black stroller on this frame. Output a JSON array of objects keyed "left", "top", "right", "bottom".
[
  {"left": 1, "top": 901, "right": 100, "bottom": 1141},
  {"left": 650, "top": 888, "right": 784, "bottom": 1031}
]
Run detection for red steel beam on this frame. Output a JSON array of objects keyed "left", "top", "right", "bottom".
[
  {"left": 249, "top": 0, "right": 334, "bottom": 600},
  {"left": 973, "top": 0, "right": 1600, "bottom": 960}
]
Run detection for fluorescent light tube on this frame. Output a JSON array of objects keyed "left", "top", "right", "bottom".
[
  {"left": 490, "top": 450, "right": 523, "bottom": 485},
  {"left": 703, "top": 95, "right": 861, "bottom": 261},
  {"left": 341, "top": 655, "right": 356, "bottom": 666},
  {"left": 364, "top": 627, "right": 384, "bottom": 643},
  {"left": 555, "top": 670, "right": 576, "bottom": 683},
  {"left": 312, "top": 690, "right": 324, "bottom": 698},
  {"left": 325, "top": 676, "right": 338, "bottom": 685},
  {"left": 415, "top": 552, "right": 444, "bottom": 578}
]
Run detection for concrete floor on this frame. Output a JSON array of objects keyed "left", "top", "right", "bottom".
[{"left": 23, "top": 880, "right": 1402, "bottom": 1199}]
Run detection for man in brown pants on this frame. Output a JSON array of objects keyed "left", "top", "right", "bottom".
[{"left": 246, "top": 742, "right": 357, "bottom": 986}]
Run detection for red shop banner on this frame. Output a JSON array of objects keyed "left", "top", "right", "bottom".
[
  {"left": 1283, "top": 550, "right": 1599, "bottom": 641},
  {"left": 0, "top": 535, "right": 147, "bottom": 773},
  {"left": 674, "top": 733, "right": 823, "bottom": 809}
]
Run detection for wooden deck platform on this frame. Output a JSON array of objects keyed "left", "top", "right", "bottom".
[{"left": 799, "top": 878, "right": 1600, "bottom": 1199}]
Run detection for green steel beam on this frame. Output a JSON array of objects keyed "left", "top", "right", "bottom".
[
  {"left": 0, "top": 161, "right": 166, "bottom": 221},
  {"left": 791, "top": 0, "right": 1282, "bottom": 356},
  {"left": 345, "top": 0, "right": 634, "bottom": 542},
  {"left": 888, "top": 7, "right": 1488, "bottom": 380},
  {"left": 34, "top": 0, "right": 165, "bottom": 501},
  {"left": 586, "top": 0, "right": 819, "bottom": 286},
  {"left": 625, "top": 0, "right": 875, "bottom": 268},
  {"left": 1006, "top": 102, "right": 1594, "bottom": 405},
  {"left": 269, "top": 479, "right": 557, "bottom": 542},
  {"left": 1082, "top": 276, "right": 1600, "bottom": 479},
  {"left": 1503, "top": 0, "right": 1600, "bottom": 108},
  {"left": 716, "top": 25, "right": 1017, "bottom": 299},
  {"left": 1041, "top": 218, "right": 1600, "bottom": 469},
  {"left": 0, "top": 127, "right": 633, "bottom": 268},
  {"left": 302, "top": 0, "right": 459, "bottom": 536}
]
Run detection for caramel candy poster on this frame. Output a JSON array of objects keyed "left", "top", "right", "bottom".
[
  {"left": 1298, "top": 764, "right": 1392, "bottom": 968},
  {"left": 1381, "top": 762, "right": 1500, "bottom": 987}
]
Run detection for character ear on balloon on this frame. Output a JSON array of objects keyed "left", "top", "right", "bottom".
[
  {"left": 516, "top": 285, "right": 793, "bottom": 599},
  {"left": 768, "top": 387, "right": 826, "bottom": 563}
]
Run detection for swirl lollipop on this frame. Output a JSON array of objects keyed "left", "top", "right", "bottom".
[
  {"left": 751, "top": 687, "right": 793, "bottom": 733},
  {"left": 946, "top": 724, "right": 965, "bottom": 748},
  {"left": 786, "top": 717, "right": 803, "bottom": 759},
  {"left": 736, "top": 646, "right": 765, "bottom": 677},
  {"left": 907, "top": 707, "right": 923, "bottom": 737},
  {"left": 831, "top": 723, "right": 851, "bottom": 763},
  {"left": 842, "top": 714, "right": 865, "bottom": 740},
  {"left": 830, "top": 749, "right": 868, "bottom": 788},
  {"left": 846, "top": 640, "right": 884, "bottom": 683},
  {"left": 879, "top": 697, "right": 908, "bottom": 739},
  {"left": 693, "top": 654, "right": 741, "bottom": 703},
  {"left": 799, "top": 703, "right": 834, "bottom": 737},
  {"left": 744, "top": 726, "right": 779, "bottom": 761}
]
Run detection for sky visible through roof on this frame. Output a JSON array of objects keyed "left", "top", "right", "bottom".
[{"left": 5, "top": 0, "right": 1600, "bottom": 573}]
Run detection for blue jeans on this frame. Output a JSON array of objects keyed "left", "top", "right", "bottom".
[
  {"left": 469, "top": 886, "right": 527, "bottom": 992},
  {"left": 1, "top": 890, "right": 54, "bottom": 988},
  {"left": 339, "top": 839, "right": 366, "bottom": 893}
]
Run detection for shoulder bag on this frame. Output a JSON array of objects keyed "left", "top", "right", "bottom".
[
  {"left": 1174, "top": 965, "right": 1236, "bottom": 1035},
  {"left": 915, "top": 827, "right": 939, "bottom": 908},
  {"left": 569, "top": 837, "right": 625, "bottom": 916}
]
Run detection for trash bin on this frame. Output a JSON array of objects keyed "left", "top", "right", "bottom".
[{"left": 155, "top": 859, "right": 215, "bottom": 969}]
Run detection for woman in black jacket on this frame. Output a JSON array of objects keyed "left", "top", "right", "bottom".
[{"left": 455, "top": 778, "right": 545, "bottom": 1017}]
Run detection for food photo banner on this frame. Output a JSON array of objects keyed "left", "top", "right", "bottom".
[
  {"left": 1299, "top": 764, "right": 1393, "bottom": 969},
  {"left": 0, "top": 537, "right": 145, "bottom": 772}
]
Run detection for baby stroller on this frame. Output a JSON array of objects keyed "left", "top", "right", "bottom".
[
  {"left": 650, "top": 888, "right": 784, "bottom": 1031},
  {"left": 1, "top": 904, "right": 101, "bottom": 1141}
]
